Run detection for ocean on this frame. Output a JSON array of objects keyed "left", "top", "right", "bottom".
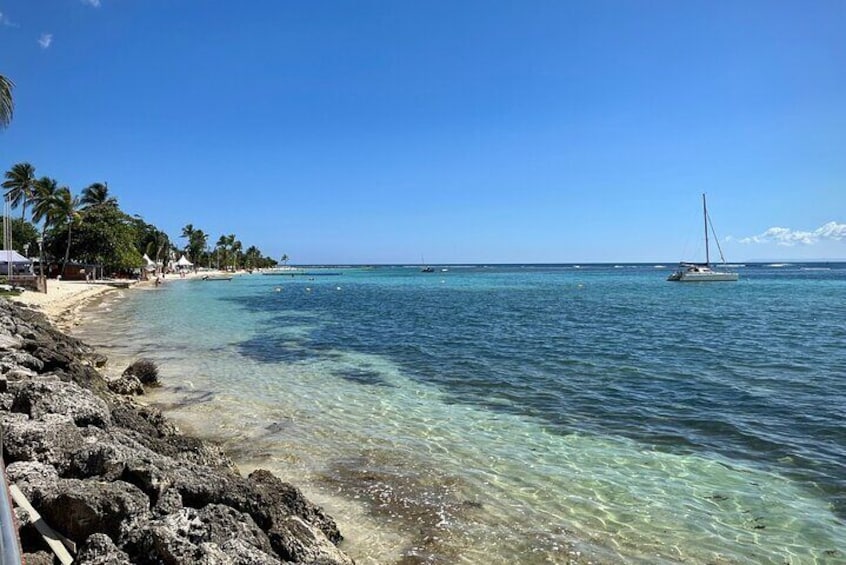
[{"left": 74, "top": 263, "right": 846, "bottom": 564}]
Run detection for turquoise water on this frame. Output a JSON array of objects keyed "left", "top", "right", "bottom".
[{"left": 75, "top": 264, "right": 846, "bottom": 564}]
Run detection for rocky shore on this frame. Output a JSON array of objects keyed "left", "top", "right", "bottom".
[{"left": 0, "top": 300, "right": 354, "bottom": 564}]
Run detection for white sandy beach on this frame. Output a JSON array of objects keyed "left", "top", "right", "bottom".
[
  {"left": 8, "top": 271, "right": 239, "bottom": 329},
  {"left": 9, "top": 280, "right": 129, "bottom": 329}
]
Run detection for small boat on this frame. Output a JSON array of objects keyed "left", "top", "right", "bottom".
[
  {"left": 421, "top": 266, "right": 434, "bottom": 273},
  {"left": 668, "top": 194, "right": 739, "bottom": 282},
  {"left": 201, "top": 275, "right": 233, "bottom": 281}
]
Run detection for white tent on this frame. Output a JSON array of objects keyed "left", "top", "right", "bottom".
[
  {"left": 175, "top": 255, "right": 193, "bottom": 268},
  {"left": 0, "top": 250, "right": 33, "bottom": 276},
  {"left": 142, "top": 254, "right": 157, "bottom": 272}
]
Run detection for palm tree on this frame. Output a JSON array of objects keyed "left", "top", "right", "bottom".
[
  {"left": 31, "top": 177, "right": 60, "bottom": 233},
  {"left": 32, "top": 179, "right": 79, "bottom": 276},
  {"left": 80, "top": 182, "right": 116, "bottom": 208},
  {"left": 2, "top": 162, "right": 37, "bottom": 219},
  {"left": 0, "top": 74, "right": 13, "bottom": 130},
  {"left": 53, "top": 187, "right": 81, "bottom": 275},
  {"left": 231, "top": 238, "right": 242, "bottom": 270},
  {"left": 215, "top": 235, "right": 230, "bottom": 270}
]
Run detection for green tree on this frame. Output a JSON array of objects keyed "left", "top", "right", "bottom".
[
  {"left": 181, "top": 224, "right": 207, "bottom": 270},
  {"left": 10, "top": 218, "right": 39, "bottom": 256},
  {"left": 56, "top": 188, "right": 81, "bottom": 274},
  {"left": 67, "top": 205, "right": 143, "bottom": 274},
  {"left": 244, "top": 245, "right": 260, "bottom": 269},
  {"left": 231, "top": 238, "right": 242, "bottom": 270},
  {"left": 80, "top": 182, "right": 116, "bottom": 208},
  {"left": 3, "top": 162, "right": 37, "bottom": 219},
  {"left": 31, "top": 177, "right": 60, "bottom": 232},
  {"left": 215, "top": 234, "right": 230, "bottom": 270},
  {"left": 0, "top": 74, "right": 12, "bottom": 130},
  {"left": 31, "top": 178, "right": 64, "bottom": 269}
]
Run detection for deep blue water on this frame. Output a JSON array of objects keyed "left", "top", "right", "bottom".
[{"left": 77, "top": 263, "right": 846, "bottom": 564}]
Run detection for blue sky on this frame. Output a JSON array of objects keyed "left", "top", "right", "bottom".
[{"left": 2, "top": 1, "right": 845, "bottom": 264}]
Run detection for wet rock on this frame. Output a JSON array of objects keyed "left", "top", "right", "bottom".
[
  {"left": 245, "top": 469, "right": 343, "bottom": 544},
  {"left": 108, "top": 397, "right": 179, "bottom": 438},
  {"left": 123, "top": 358, "right": 160, "bottom": 386},
  {"left": 108, "top": 374, "right": 145, "bottom": 396}
]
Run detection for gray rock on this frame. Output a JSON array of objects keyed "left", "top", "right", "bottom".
[
  {"left": 2, "top": 367, "right": 38, "bottom": 381},
  {"left": 20, "top": 552, "right": 53, "bottom": 565},
  {"left": 0, "top": 333, "right": 23, "bottom": 350},
  {"left": 148, "top": 504, "right": 277, "bottom": 562},
  {"left": 2, "top": 413, "right": 85, "bottom": 472},
  {"left": 107, "top": 374, "right": 144, "bottom": 396},
  {"left": 2, "top": 350, "right": 44, "bottom": 371},
  {"left": 40, "top": 478, "right": 150, "bottom": 543},
  {"left": 76, "top": 533, "right": 132, "bottom": 565},
  {"left": 0, "top": 301, "right": 354, "bottom": 565},
  {"left": 11, "top": 378, "right": 111, "bottom": 427}
]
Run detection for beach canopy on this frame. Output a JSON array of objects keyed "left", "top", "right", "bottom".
[
  {"left": 0, "top": 250, "right": 30, "bottom": 263},
  {"left": 0, "top": 249, "right": 33, "bottom": 276},
  {"left": 142, "top": 253, "right": 157, "bottom": 272},
  {"left": 175, "top": 255, "right": 193, "bottom": 267}
]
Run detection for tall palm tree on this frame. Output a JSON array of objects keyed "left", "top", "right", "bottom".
[
  {"left": 32, "top": 179, "right": 79, "bottom": 275},
  {"left": 215, "top": 234, "right": 229, "bottom": 270},
  {"left": 3, "top": 162, "right": 37, "bottom": 219},
  {"left": 231, "top": 238, "right": 242, "bottom": 270},
  {"left": 53, "top": 187, "right": 81, "bottom": 275},
  {"left": 31, "top": 177, "right": 60, "bottom": 233},
  {"left": 0, "top": 74, "right": 13, "bottom": 130},
  {"left": 80, "top": 182, "right": 116, "bottom": 208}
]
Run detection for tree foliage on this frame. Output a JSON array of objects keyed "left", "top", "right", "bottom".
[
  {"left": 4, "top": 162, "right": 279, "bottom": 276},
  {"left": 2, "top": 162, "right": 37, "bottom": 219},
  {"left": 48, "top": 204, "right": 142, "bottom": 273},
  {"left": 0, "top": 74, "right": 13, "bottom": 130}
]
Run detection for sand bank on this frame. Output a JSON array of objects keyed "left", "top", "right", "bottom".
[{"left": 9, "top": 280, "right": 130, "bottom": 329}]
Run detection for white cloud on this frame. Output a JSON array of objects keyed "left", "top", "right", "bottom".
[
  {"left": 1, "top": 11, "right": 19, "bottom": 27},
  {"left": 738, "top": 221, "right": 846, "bottom": 246},
  {"left": 82, "top": 0, "right": 102, "bottom": 6},
  {"left": 38, "top": 33, "right": 52, "bottom": 49}
]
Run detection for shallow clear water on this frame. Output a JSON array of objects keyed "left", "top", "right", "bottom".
[{"left": 75, "top": 264, "right": 846, "bottom": 564}]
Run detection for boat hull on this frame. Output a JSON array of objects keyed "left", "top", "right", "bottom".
[{"left": 667, "top": 270, "right": 738, "bottom": 282}]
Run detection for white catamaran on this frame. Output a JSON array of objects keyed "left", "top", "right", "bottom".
[{"left": 667, "top": 194, "right": 739, "bottom": 282}]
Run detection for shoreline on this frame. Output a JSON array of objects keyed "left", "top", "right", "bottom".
[
  {"left": 11, "top": 280, "right": 133, "bottom": 330},
  {"left": 9, "top": 271, "right": 233, "bottom": 330},
  {"left": 0, "top": 288, "right": 354, "bottom": 563}
]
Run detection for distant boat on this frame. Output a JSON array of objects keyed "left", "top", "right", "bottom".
[
  {"left": 668, "top": 194, "right": 739, "bottom": 282},
  {"left": 420, "top": 256, "right": 435, "bottom": 273},
  {"left": 201, "top": 274, "right": 233, "bottom": 281}
]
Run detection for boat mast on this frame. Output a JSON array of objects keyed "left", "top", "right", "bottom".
[{"left": 702, "top": 193, "right": 710, "bottom": 266}]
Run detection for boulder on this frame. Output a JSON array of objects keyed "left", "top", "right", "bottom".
[
  {"left": 10, "top": 378, "right": 111, "bottom": 428},
  {"left": 108, "top": 374, "right": 145, "bottom": 396},
  {"left": 76, "top": 533, "right": 132, "bottom": 565},
  {"left": 0, "top": 301, "right": 354, "bottom": 564}
]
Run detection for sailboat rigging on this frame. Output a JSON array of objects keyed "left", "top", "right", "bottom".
[{"left": 667, "top": 194, "right": 739, "bottom": 282}]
